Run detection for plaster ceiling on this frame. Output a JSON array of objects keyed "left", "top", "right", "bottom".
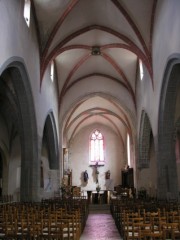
[{"left": 32, "top": 0, "right": 157, "bottom": 147}]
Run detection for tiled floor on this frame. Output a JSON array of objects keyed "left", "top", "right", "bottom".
[{"left": 80, "top": 209, "right": 122, "bottom": 240}]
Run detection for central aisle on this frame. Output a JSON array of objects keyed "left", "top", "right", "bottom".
[{"left": 80, "top": 207, "right": 122, "bottom": 240}]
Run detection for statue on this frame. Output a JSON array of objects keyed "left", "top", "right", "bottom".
[
  {"left": 84, "top": 170, "right": 89, "bottom": 182},
  {"left": 105, "top": 170, "right": 110, "bottom": 179}
]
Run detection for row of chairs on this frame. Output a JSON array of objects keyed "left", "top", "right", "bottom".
[
  {"left": 42, "top": 197, "right": 89, "bottom": 230},
  {"left": 110, "top": 198, "right": 180, "bottom": 239},
  {"left": 0, "top": 194, "right": 13, "bottom": 203},
  {"left": 0, "top": 197, "right": 89, "bottom": 239}
]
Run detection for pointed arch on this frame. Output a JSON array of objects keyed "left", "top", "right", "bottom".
[
  {"left": 0, "top": 58, "right": 39, "bottom": 201},
  {"left": 158, "top": 55, "right": 180, "bottom": 199},
  {"left": 138, "top": 110, "right": 152, "bottom": 168},
  {"left": 43, "top": 112, "right": 59, "bottom": 169}
]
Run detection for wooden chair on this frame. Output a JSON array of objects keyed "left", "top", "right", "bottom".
[
  {"left": 2, "top": 217, "right": 18, "bottom": 240},
  {"left": 60, "top": 213, "right": 81, "bottom": 239},
  {"left": 142, "top": 213, "right": 165, "bottom": 240},
  {"left": 124, "top": 216, "right": 143, "bottom": 240},
  {"left": 161, "top": 212, "right": 180, "bottom": 240}
]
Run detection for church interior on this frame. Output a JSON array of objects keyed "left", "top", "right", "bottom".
[{"left": 0, "top": 0, "right": 180, "bottom": 239}]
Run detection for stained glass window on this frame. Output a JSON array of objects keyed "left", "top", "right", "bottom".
[
  {"left": 89, "top": 129, "right": 105, "bottom": 165},
  {"left": 50, "top": 61, "right": 54, "bottom": 82},
  {"left": 24, "top": 0, "right": 31, "bottom": 27},
  {"left": 139, "top": 59, "right": 144, "bottom": 80},
  {"left": 127, "top": 134, "right": 131, "bottom": 167}
]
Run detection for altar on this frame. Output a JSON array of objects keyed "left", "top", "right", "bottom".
[{"left": 87, "top": 190, "right": 111, "bottom": 204}]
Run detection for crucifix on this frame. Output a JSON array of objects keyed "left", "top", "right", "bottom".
[{"left": 95, "top": 162, "right": 99, "bottom": 183}]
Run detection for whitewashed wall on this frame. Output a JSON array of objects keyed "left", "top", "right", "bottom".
[
  {"left": 0, "top": 0, "right": 59, "bottom": 200},
  {"left": 69, "top": 123, "right": 124, "bottom": 191},
  {"left": 136, "top": 0, "right": 180, "bottom": 195},
  {"left": 137, "top": 0, "right": 180, "bottom": 138},
  {"left": 0, "top": 0, "right": 59, "bottom": 139}
]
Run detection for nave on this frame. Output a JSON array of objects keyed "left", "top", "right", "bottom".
[{"left": 1, "top": 0, "right": 180, "bottom": 214}]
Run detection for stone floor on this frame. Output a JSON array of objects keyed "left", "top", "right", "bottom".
[{"left": 80, "top": 208, "right": 122, "bottom": 240}]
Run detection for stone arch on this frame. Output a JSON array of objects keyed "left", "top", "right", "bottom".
[
  {"left": 0, "top": 59, "right": 39, "bottom": 201},
  {"left": 174, "top": 118, "right": 180, "bottom": 193},
  {"left": 0, "top": 152, "right": 3, "bottom": 196},
  {"left": 43, "top": 112, "right": 59, "bottom": 170},
  {"left": 0, "top": 79, "right": 18, "bottom": 197},
  {"left": 137, "top": 111, "right": 157, "bottom": 197},
  {"left": 174, "top": 117, "right": 180, "bottom": 164},
  {"left": 138, "top": 110, "right": 152, "bottom": 169},
  {"left": 158, "top": 56, "right": 180, "bottom": 199},
  {"left": 0, "top": 145, "right": 10, "bottom": 195}
]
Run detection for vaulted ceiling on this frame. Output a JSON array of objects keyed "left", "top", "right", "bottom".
[{"left": 32, "top": 0, "right": 157, "bottom": 146}]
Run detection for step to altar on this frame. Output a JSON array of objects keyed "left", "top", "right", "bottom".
[{"left": 89, "top": 204, "right": 110, "bottom": 212}]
